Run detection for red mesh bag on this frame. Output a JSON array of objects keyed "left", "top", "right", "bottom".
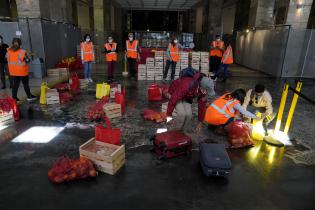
[
  {"left": 86, "top": 96, "right": 109, "bottom": 121},
  {"left": 70, "top": 73, "right": 80, "bottom": 92},
  {"left": 95, "top": 117, "right": 120, "bottom": 145},
  {"left": 48, "top": 155, "right": 97, "bottom": 184},
  {"left": 55, "top": 83, "right": 69, "bottom": 92},
  {"left": 59, "top": 92, "right": 72, "bottom": 104},
  {"left": 143, "top": 109, "right": 167, "bottom": 123},
  {"left": 227, "top": 121, "right": 254, "bottom": 148},
  {"left": 148, "top": 84, "right": 162, "bottom": 101},
  {"left": 1, "top": 97, "right": 20, "bottom": 121}
]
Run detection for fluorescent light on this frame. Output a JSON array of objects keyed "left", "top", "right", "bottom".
[
  {"left": 12, "top": 126, "right": 64, "bottom": 143},
  {"left": 156, "top": 128, "right": 167, "bottom": 134}
]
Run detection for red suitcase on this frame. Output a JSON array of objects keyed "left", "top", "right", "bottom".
[{"left": 152, "top": 130, "right": 192, "bottom": 159}]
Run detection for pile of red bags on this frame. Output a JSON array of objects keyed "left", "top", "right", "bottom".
[
  {"left": 227, "top": 121, "right": 254, "bottom": 148},
  {"left": 86, "top": 96, "right": 109, "bottom": 121},
  {"left": 0, "top": 97, "right": 20, "bottom": 121},
  {"left": 48, "top": 155, "right": 97, "bottom": 184},
  {"left": 55, "top": 83, "right": 69, "bottom": 92},
  {"left": 143, "top": 109, "right": 167, "bottom": 123},
  {"left": 55, "top": 57, "right": 83, "bottom": 71}
]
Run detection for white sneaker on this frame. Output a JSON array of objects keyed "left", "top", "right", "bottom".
[
  {"left": 89, "top": 78, "right": 93, "bottom": 83},
  {"left": 85, "top": 78, "right": 89, "bottom": 83}
]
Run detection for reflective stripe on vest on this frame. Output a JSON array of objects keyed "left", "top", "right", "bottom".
[
  {"left": 210, "top": 99, "right": 236, "bottom": 118},
  {"left": 7, "top": 50, "right": 26, "bottom": 66}
]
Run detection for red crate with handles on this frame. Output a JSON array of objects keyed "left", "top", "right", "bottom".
[
  {"left": 95, "top": 117, "right": 120, "bottom": 145},
  {"left": 148, "top": 84, "right": 162, "bottom": 101}
]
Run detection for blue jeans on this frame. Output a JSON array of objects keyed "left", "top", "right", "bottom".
[
  {"left": 84, "top": 62, "right": 93, "bottom": 79},
  {"left": 214, "top": 63, "right": 229, "bottom": 78}
]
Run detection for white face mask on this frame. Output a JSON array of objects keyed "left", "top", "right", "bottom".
[
  {"left": 216, "top": 38, "right": 220, "bottom": 41},
  {"left": 86, "top": 38, "right": 90, "bottom": 42},
  {"left": 174, "top": 40, "right": 178, "bottom": 44},
  {"left": 108, "top": 39, "right": 113, "bottom": 43},
  {"left": 129, "top": 37, "right": 133, "bottom": 41}
]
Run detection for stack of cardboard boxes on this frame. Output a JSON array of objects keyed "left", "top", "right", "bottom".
[
  {"left": 146, "top": 57, "right": 155, "bottom": 81},
  {"left": 154, "top": 51, "right": 164, "bottom": 81},
  {"left": 191, "top": 52, "right": 200, "bottom": 71},
  {"left": 138, "top": 64, "right": 147, "bottom": 81},
  {"left": 200, "top": 52, "right": 209, "bottom": 75}
]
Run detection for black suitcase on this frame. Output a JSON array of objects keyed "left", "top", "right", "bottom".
[{"left": 199, "top": 143, "right": 231, "bottom": 177}]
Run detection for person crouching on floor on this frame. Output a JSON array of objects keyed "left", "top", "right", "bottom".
[
  {"left": 166, "top": 72, "right": 215, "bottom": 133},
  {"left": 204, "top": 89, "right": 258, "bottom": 135}
]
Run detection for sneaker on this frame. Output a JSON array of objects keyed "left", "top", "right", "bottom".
[
  {"left": 27, "top": 95, "right": 37, "bottom": 102},
  {"left": 89, "top": 78, "right": 93, "bottom": 83}
]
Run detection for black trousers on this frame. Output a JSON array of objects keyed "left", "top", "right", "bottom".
[
  {"left": 164, "top": 60, "right": 177, "bottom": 80},
  {"left": 0, "top": 63, "right": 13, "bottom": 87},
  {"left": 210, "top": 56, "right": 222, "bottom": 73},
  {"left": 12, "top": 76, "right": 32, "bottom": 99},
  {"left": 127, "top": 58, "right": 137, "bottom": 77}
]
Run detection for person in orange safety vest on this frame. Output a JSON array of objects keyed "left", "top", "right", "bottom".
[
  {"left": 125, "top": 33, "right": 139, "bottom": 80},
  {"left": 81, "top": 34, "right": 95, "bottom": 83},
  {"left": 104, "top": 36, "right": 117, "bottom": 82},
  {"left": 163, "top": 37, "right": 180, "bottom": 82},
  {"left": 204, "top": 89, "right": 257, "bottom": 135},
  {"left": 214, "top": 43, "right": 233, "bottom": 82},
  {"left": 6, "top": 38, "right": 37, "bottom": 102},
  {"left": 209, "top": 35, "right": 224, "bottom": 75}
]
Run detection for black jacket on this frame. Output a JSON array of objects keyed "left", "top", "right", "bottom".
[{"left": 0, "top": 43, "right": 9, "bottom": 64}]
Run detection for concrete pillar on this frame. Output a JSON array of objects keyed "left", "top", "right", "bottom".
[
  {"left": 286, "top": 0, "right": 313, "bottom": 29},
  {"left": 207, "top": 0, "right": 224, "bottom": 37},
  {"left": 93, "top": 0, "right": 104, "bottom": 45},
  {"left": 15, "top": 0, "right": 41, "bottom": 18},
  {"left": 248, "top": 0, "right": 276, "bottom": 27}
]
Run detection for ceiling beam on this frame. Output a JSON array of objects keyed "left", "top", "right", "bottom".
[
  {"left": 140, "top": 0, "right": 144, "bottom": 8},
  {"left": 155, "top": 0, "right": 158, "bottom": 6}
]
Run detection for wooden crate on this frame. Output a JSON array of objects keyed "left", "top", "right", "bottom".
[
  {"left": 79, "top": 79, "right": 89, "bottom": 90},
  {"left": 59, "top": 68, "right": 69, "bottom": 77},
  {"left": 0, "top": 110, "right": 14, "bottom": 126},
  {"left": 103, "top": 103, "right": 121, "bottom": 119},
  {"left": 46, "top": 89, "right": 60, "bottom": 105},
  {"left": 47, "top": 68, "right": 61, "bottom": 77},
  {"left": 79, "top": 138, "right": 125, "bottom": 175}
]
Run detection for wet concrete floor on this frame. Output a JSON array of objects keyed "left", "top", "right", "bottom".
[{"left": 0, "top": 64, "right": 315, "bottom": 210}]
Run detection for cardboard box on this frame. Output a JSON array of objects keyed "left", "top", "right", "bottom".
[
  {"left": 79, "top": 138, "right": 125, "bottom": 175},
  {"left": 103, "top": 103, "right": 122, "bottom": 119}
]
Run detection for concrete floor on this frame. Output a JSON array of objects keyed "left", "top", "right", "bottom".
[{"left": 0, "top": 64, "right": 315, "bottom": 210}]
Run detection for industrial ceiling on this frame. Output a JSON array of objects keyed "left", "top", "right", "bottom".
[{"left": 114, "top": 0, "right": 201, "bottom": 10}]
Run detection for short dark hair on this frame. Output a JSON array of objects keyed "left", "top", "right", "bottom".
[
  {"left": 12, "top": 37, "right": 21, "bottom": 46},
  {"left": 231, "top": 89, "right": 246, "bottom": 104},
  {"left": 255, "top": 84, "right": 265, "bottom": 93}
]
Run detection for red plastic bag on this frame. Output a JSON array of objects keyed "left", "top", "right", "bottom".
[
  {"left": 70, "top": 73, "right": 79, "bottom": 92},
  {"left": 148, "top": 84, "right": 162, "bottom": 101},
  {"left": 143, "top": 109, "right": 167, "bottom": 123},
  {"left": 95, "top": 117, "right": 120, "bottom": 145},
  {"left": 115, "top": 87, "right": 126, "bottom": 113},
  {"left": 227, "top": 121, "right": 254, "bottom": 148},
  {"left": 2, "top": 97, "right": 20, "bottom": 121}
]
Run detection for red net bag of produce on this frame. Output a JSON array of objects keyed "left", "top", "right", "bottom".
[
  {"left": 86, "top": 96, "right": 109, "bottom": 121},
  {"left": 48, "top": 155, "right": 97, "bottom": 184},
  {"left": 0, "top": 97, "right": 20, "bottom": 121},
  {"left": 69, "top": 73, "right": 80, "bottom": 92},
  {"left": 59, "top": 92, "right": 72, "bottom": 104},
  {"left": 143, "top": 109, "right": 167, "bottom": 123},
  {"left": 147, "top": 84, "right": 162, "bottom": 101},
  {"left": 95, "top": 117, "right": 120, "bottom": 145},
  {"left": 227, "top": 121, "right": 254, "bottom": 148}
]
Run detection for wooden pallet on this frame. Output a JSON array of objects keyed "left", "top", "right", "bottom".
[
  {"left": 79, "top": 138, "right": 125, "bottom": 175},
  {"left": 79, "top": 79, "right": 89, "bottom": 89},
  {"left": 103, "top": 103, "right": 122, "bottom": 119}
]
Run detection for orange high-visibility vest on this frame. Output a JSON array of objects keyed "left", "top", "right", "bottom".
[
  {"left": 222, "top": 45, "right": 233, "bottom": 64},
  {"left": 210, "top": 48, "right": 223, "bottom": 57},
  {"left": 204, "top": 93, "right": 240, "bottom": 125},
  {"left": 7, "top": 48, "right": 29, "bottom": 76},
  {"left": 167, "top": 43, "right": 180, "bottom": 62},
  {"left": 104, "top": 42, "right": 117, "bottom": 62},
  {"left": 211, "top": 40, "right": 224, "bottom": 49},
  {"left": 126, "top": 40, "right": 138, "bottom": 59},
  {"left": 81, "top": 42, "right": 94, "bottom": 62}
]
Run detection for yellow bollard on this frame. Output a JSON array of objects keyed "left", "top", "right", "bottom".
[
  {"left": 284, "top": 82, "right": 302, "bottom": 134},
  {"left": 275, "top": 84, "right": 289, "bottom": 132},
  {"left": 40, "top": 82, "right": 49, "bottom": 105}
]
